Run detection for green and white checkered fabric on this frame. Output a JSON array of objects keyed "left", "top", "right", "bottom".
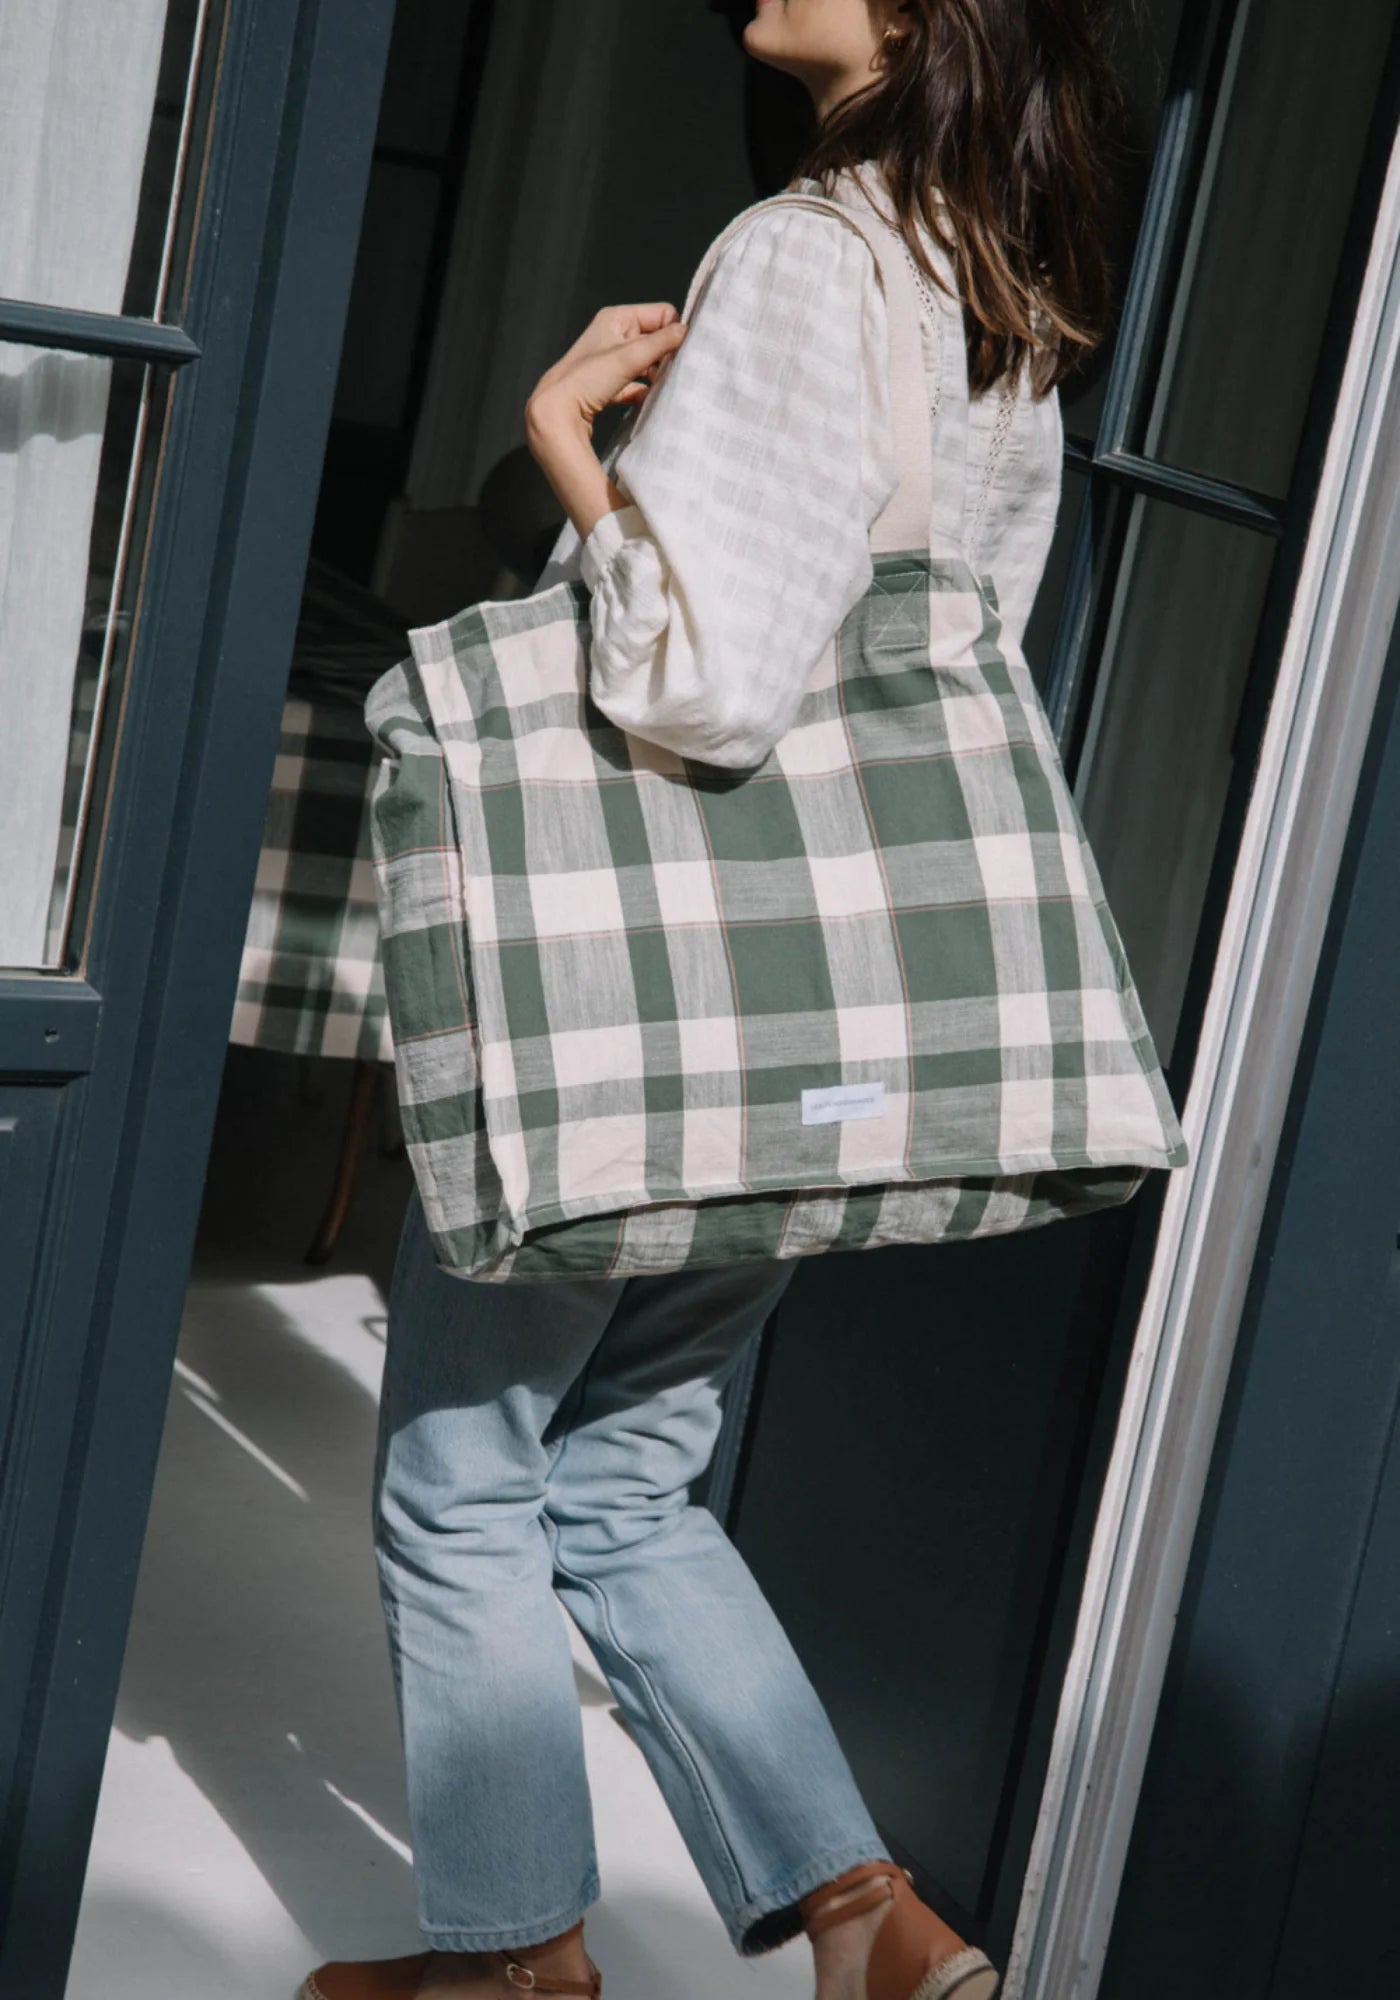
[
  {"left": 231, "top": 561, "right": 411, "bottom": 1063},
  {"left": 232, "top": 696, "right": 392, "bottom": 1063},
  {"left": 366, "top": 192, "right": 1188, "bottom": 1282}
]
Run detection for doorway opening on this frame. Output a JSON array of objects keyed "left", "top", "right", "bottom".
[
  {"left": 64, "top": 2, "right": 1400, "bottom": 1996},
  {"left": 67, "top": 9, "right": 820, "bottom": 1996}
]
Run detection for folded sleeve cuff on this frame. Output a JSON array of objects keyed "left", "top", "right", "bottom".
[{"left": 580, "top": 503, "right": 649, "bottom": 592}]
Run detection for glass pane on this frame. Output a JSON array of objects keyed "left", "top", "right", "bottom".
[
  {"left": 0, "top": 2, "right": 214, "bottom": 323},
  {"left": 1139, "top": 0, "right": 1399, "bottom": 495},
  {"left": 0, "top": 2, "right": 221, "bottom": 969},
  {"left": 1075, "top": 498, "right": 1276, "bottom": 1063},
  {"left": 1022, "top": 464, "right": 1089, "bottom": 696},
  {"left": 1060, "top": 0, "right": 1189, "bottom": 445},
  {"left": 7, "top": 359, "right": 173, "bottom": 969},
  {"left": 123, "top": 0, "right": 222, "bottom": 322}
]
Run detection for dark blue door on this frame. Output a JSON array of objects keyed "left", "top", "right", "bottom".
[
  {"left": 1102, "top": 599, "right": 1400, "bottom": 1998},
  {"left": 0, "top": 4, "right": 395, "bottom": 1992}
]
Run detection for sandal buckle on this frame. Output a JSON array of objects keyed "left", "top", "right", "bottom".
[{"left": 505, "top": 1964, "right": 537, "bottom": 1990}]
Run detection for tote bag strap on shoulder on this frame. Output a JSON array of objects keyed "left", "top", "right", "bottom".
[{"left": 666, "top": 181, "right": 971, "bottom": 562}]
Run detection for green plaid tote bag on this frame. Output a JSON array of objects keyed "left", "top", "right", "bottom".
[{"left": 366, "top": 190, "right": 1189, "bottom": 1282}]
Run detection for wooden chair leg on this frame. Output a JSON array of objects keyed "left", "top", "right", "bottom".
[{"left": 306, "top": 1059, "right": 379, "bottom": 1265}]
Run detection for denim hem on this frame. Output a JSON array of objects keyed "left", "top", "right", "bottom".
[
  {"left": 420, "top": 1875, "right": 601, "bottom": 1953},
  {"left": 732, "top": 1841, "right": 893, "bottom": 1957}
]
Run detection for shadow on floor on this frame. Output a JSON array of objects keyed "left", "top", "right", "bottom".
[
  {"left": 111, "top": 1277, "right": 415, "bottom": 1958},
  {"left": 72, "top": 1885, "right": 768, "bottom": 2000},
  {"left": 77, "top": 1048, "right": 812, "bottom": 1998}
]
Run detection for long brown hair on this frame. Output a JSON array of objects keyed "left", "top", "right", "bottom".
[{"left": 796, "top": 0, "right": 1125, "bottom": 396}]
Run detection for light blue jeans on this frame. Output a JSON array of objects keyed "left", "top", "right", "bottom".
[{"left": 371, "top": 1192, "right": 890, "bottom": 1956}]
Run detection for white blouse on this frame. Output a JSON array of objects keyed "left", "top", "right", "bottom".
[{"left": 540, "top": 167, "right": 1064, "bottom": 770}]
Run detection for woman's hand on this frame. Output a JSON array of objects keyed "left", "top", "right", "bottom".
[
  {"left": 525, "top": 304, "right": 687, "bottom": 542},
  {"left": 529, "top": 303, "right": 687, "bottom": 434}
]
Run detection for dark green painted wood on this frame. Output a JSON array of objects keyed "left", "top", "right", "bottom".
[
  {"left": 1269, "top": 1264, "right": 1400, "bottom": 1997},
  {"left": 1095, "top": 0, "right": 1234, "bottom": 458},
  {"left": 0, "top": 2, "right": 396, "bottom": 1991},
  {"left": 0, "top": 299, "right": 200, "bottom": 365},
  {"left": 0, "top": 984, "right": 101, "bottom": 1077},
  {"left": 1156, "top": 0, "right": 1400, "bottom": 1105},
  {"left": 0, "top": 1085, "right": 68, "bottom": 1583},
  {"left": 1091, "top": 448, "right": 1283, "bottom": 532},
  {"left": 1101, "top": 583, "right": 1400, "bottom": 2000}
]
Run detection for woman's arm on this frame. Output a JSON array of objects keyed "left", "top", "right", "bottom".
[
  {"left": 525, "top": 301, "right": 687, "bottom": 541},
  {"left": 527, "top": 208, "right": 896, "bottom": 770}
]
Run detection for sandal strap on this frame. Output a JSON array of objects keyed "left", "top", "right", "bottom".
[
  {"left": 800, "top": 1860, "right": 906, "bottom": 1937},
  {"left": 497, "top": 1967, "right": 599, "bottom": 1997},
  {"left": 496, "top": 1922, "right": 601, "bottom": 1997}
]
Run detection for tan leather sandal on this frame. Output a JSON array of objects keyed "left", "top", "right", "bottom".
[
  {"left": 799, "top": 1860, "right": 999, "bottom": 2000},
  {"left": 299, "top": 1920, "right": 602, "bottom": 2000}
]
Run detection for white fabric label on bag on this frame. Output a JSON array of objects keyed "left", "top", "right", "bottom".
[{"left": 801, "top": 1081, "right": 887, "bottom": 1125}]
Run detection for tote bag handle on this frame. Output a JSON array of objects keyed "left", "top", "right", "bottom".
[{"left": 627, "top": 179, "right": 963, "bottom": 561}]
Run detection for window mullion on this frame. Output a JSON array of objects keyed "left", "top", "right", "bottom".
[
  {"left": 0, "top": 298, "right": 199, "bottom": 367},
  {"left": 1043, "top": 479, "right": 1131, "bottom": 780},
  {"left": 1091, "top": 448, "right": 1283, "bottom": 533},
  {"left": 1097, "top": 0, "right": 1241, "bottom": 456}
]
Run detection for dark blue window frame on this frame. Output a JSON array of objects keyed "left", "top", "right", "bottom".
[{"left": 0, "top": 6, "right": 396, "bottom": 1994}]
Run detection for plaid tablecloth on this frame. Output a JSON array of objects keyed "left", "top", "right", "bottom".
[
  {"left": 229, "top": 560, "right": 407, "bottom": 1063},
  {"left": 230, "top": 694, "right": 393, "bottom": 1062}
]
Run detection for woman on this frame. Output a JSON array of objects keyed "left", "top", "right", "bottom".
[{"left": 305, "top": 3, "right": 1127, "bottom": 1997}]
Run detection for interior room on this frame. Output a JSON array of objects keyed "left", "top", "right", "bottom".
[{"left": 67, "top": 7, "right": 818, "bottom": 1995}]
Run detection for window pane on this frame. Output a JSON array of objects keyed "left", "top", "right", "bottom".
[
  {"left": 5, "top": 359, "right": 173, "bottom": 969},
  {"left": 1075, "top": 499, "right": 1276, "bottom": 1063},
  {"left": 0, "top": 2, "right": 217, "bottom": 324},
  {"left": 1023, "top": 464, "right": 1089, "bottom": 697},
  {"left": 1138, "top": 0, "right": 1398, "bottom": 495},
  {"left": 122, "top": 0, "right": 222, "bottom": 322},
  {"left": 1, "top": 1, "right": 222, "bottom": 969},
  {"left": 1060, "top": 0, "right": 1188, "bottom": 445}
]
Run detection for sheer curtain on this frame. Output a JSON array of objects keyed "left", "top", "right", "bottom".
[
  {"left": 406, "top": 0, "right": 626, "bottom": 512},
  {"left": 0, "top": 0, "right": 169, "bottom": 966}
]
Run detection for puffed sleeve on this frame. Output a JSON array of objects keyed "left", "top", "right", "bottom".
[{"left": 579, "top": 205, "right": 896, "bottom": 769}]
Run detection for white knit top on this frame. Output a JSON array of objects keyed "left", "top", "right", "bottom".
[{"left": 540, "top": 165, "right": 1064, "bottom": 770}]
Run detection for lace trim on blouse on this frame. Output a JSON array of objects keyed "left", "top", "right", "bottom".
[{"left": 897, "top": 233, "right": 1020, "bottom": 569}]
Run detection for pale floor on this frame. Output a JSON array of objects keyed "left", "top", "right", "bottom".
[{"left": 68, "top": 1050, "right": 812, "bottom": 2000}]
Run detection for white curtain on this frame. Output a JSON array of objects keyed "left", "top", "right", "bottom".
[{"left": 0, "top": 0, "right": 170, "bottom": 966}]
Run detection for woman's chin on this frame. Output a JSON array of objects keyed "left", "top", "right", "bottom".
[
  {"left": 742, "top": 5, "right": 784, "bottom": 55},
  {"left": 742, "top": 23, "right": 785, "bottom": 67}
]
